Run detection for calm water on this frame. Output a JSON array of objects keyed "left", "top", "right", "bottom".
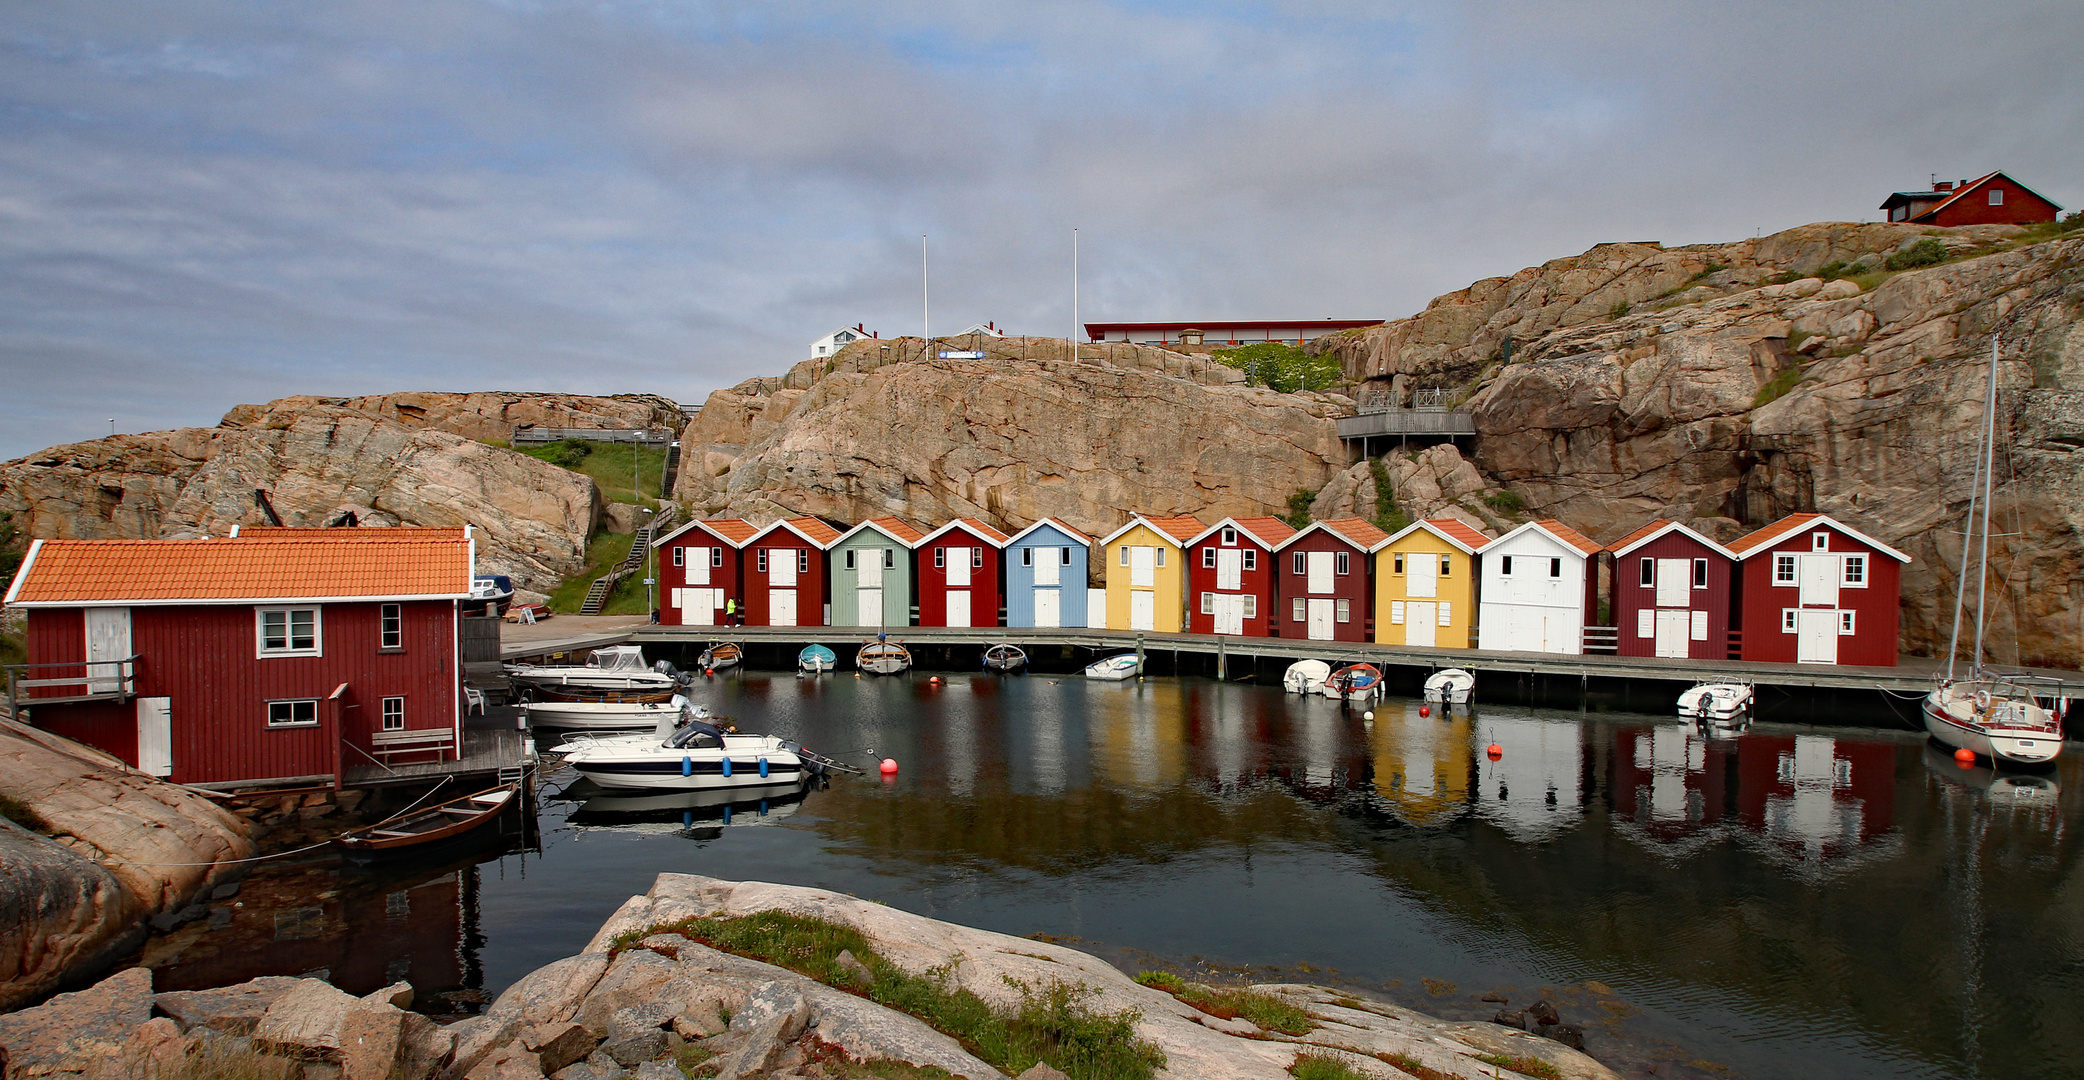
[{"left": 140, "top": 673, "right": 2084, "bottom": 1080}]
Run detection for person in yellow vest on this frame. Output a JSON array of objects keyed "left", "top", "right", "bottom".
[{"left": 725, "top": 596, "right": 738, "bottom": 626}]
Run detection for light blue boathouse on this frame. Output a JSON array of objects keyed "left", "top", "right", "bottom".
[{"left": 1004, "top": 518, "right": 1094, "bottom": 628}]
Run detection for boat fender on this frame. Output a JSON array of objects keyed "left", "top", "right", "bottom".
[
  {"left": 682, "top": 756, "right": 693, "bottom": 776},
  {"left": 758, "top": 757, "right": 769, "bottom": 778},
  {"left": 1974, "top": 690, "right": 1990, "bottom": 711},
  {"left": 721, "top": 757, "right": 733, "bottom": 778},
  {"left": 1954, "top": 747, "right": 1976, "bottom": 763}
]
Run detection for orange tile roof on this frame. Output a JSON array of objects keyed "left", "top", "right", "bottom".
[
  {"left": 1536, "top": 519, "right": 1603, "bottom": 556},
  {"left": 1425, "top": 518, "right": 1493, "bottom": 551},
  {"left": 1319, "top": 517, "right": 1391, "bottom": 550},
  {"left": 6, "top": 529, "right": 474, "bottom": 606},
  {"left": 751, "top": 515, "right": 846, "bottom": 548},
  {"left": 1039, "top": 519, "right": 1093, "bottom": 544},
  {"left": 926, "top": 517, "right": 1011, "bottom": 545},
  {"left": 1142, "top": 514, "right": 1206, "bottom": 544},
  {"left": 1727, "top": 513, "right": 1825, "bottom": 557},
  {"left": 701, "top": 518, "right": 760, "bottom": 545},
  {"left": 865, "top": 516, "right": 926, "bottom": 545},
  {"left": 1606, "top": 519, "right": 1673, "bottom": 554},
  {"left": 1230, "top": 516, "right": 1299, "bottom": 547}
]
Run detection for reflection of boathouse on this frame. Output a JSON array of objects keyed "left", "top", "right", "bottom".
[
  {"left": 1473, "top": 715, "right": 1585, "bottom": 841},
  {"left": 1368, "top": 702, "right": 1473, "bottom": 826},
  {"left": 1610, "top": 724, "right": 1737, "bottom": 857},
  {"left": 1737, "top": 735, "right": 1898, "bottom": 872}
]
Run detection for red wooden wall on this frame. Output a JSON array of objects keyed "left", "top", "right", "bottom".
[
  {"left": 657, "top": 535, "right": 744, "bottom": 627},
  {"left": 1185, "top": 535, "right": 1278, "bottom": 637},
  {"left": 917, "top": 528, "right": 1003, "bottom": 627},
  {"left": 1271, "top": 532, "right": 1372, "bottom": 642},
  {"left": 1737, "top": 532, "right": 1901, "bottom": 666},
  {"left": 743, "top": 538, "right": 828, "bottom": 627},
  {"left": 1611, "top": 532, "right": 1735, "bottom": 661}
]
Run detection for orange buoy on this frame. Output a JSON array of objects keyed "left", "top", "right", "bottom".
[
  {"left": 930, "top": 676, "right": 940, "bottom": 684},
  {"left": 1419, "top": 705, "right": 1430, "bottom": 718},
  {"left": 1486, "top": 743, "right": 1503, "bottom": 759},
  {"left": 1953, "top": 747, "right": 1976, "bottom": 763},
  {"left": 705, "top": 667, "right": 715, "bottom": 677},
  {"left": 879, "top": 758, "right": 899, "bottom": 775},
  {"left": 1957, "top": 757, "right": 1976, "bottom": 770}
]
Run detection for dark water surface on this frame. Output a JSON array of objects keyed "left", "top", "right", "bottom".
[{"left": 142, "top": 673, "right": 2084, "bottom": 1080}]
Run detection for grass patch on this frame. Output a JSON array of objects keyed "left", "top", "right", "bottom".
[
  {"left": 1211, "top": 343, "right": 1344, "bottom": 394},
  {"left": 1473, "top": 1053, "right": 1562, "bottom": 1080},
  {"left": 2014, "top": 210, "right": 2084, "bottom": 244},
  {"left": 1380, "top": 1053, "right": 1458, "bottom": 1080},
  {"left": 516, "top": 439, "right": 668, "bottom": 508},
  {"left": 150, "top": 1038, "right": 301, "bottom": 1080},
  {"left": 1753, "top": 364, "right": 1809, "bottom": 408},
  {"left": 1131, "top": 972, "right": 1314, "bottom": 1035},
  {"left": 1481, "top": 490, "right": 1525, "bottom": 519},
  {"left": 1290, "top": 1051, "right": 1368, "bottom": 1079},
  {"left": 0, "top": 794, "right": 50, "bottom": 834},
  {"left": 1368, "top": 459, "right": 1409, "bottom": 536},
  {"left": 1606, "top": 300, "right": 1631, "bottom": 321},
  {"left": 1883, "top": 238, "right": 1949, "bottom": 271},
  {"left": 546, "top": 530, "right": 657, "bottom": 615},
  {"left": 1784, "top": 328, "right": 1814, "bottom": 355},
  {"left": 644, "top": 912, "right": 1166, "bottom": 1080},
  {"left": 1283, "top": 487, "right": 1320, "bottom": 530},
  {"left": 673, "top": 1044, "right": 717, "bottom": 1079}
]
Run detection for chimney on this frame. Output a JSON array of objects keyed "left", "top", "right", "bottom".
[{"left": 1934, "top": 180, "right": 1954, "bottom": 192}]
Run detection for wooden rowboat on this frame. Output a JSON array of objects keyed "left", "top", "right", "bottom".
[
  {"left": 700, "top": 642, "right": 744, "bottom": 671},
  {"left": 335, "top": 783, "right": 519, "bottom": 856}
]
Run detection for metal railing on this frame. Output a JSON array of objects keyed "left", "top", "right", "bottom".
[
  {"left": 6, "top": 656, "right": 140, "bottom": 710},
  {"left": 511, "top": 427, "right": 674, "bottom": 445}
]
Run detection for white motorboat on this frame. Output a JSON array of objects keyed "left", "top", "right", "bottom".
[
  {"left": 1423, "top": 668, "right": 1476, "bottom": 706},
  {"left": 1283, "top": 660, "right": 1331, "bottom": 695},
  {"left": 1326, "top": 663, "right": 1383, "bottom": 703},
  {"left": 561, "top": 716, "right": 813, "bottom": 791},
  {"left": 525, "top": 697, "right": 697, "bottom": 731},
  {"left": 857, "top": 638, "right": 912, "bottom": 675},
  {"left": 983, "top": 643, "right": 1028, "bottom": 672},
  {"left": 1678, "top": 682, "right": 1752, "bottom": 723},
  {"left": 507, "top": 644, "right": 679, "bottom": 694},
  {"left": 1085, "top": 653, "right": 1142, "bottom": 680},
  {"left": 1924, "top": 335, "right": 2071, "bottom": 767}
]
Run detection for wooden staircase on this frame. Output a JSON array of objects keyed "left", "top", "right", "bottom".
[{"left": 579, "top": 505, "right": 678, "bottom": 616}]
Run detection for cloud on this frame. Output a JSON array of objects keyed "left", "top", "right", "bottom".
[{"left": 1, "top": 0, "right": 2079, "bottom": 456}]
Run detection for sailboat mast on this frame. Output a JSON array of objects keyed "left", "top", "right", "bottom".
[
  {"left": 1944, "top": 340, "right": 1992, "bottom": 680},
  {"left": 1971, "top": 335, "right": 2000, "bottom": 670}
]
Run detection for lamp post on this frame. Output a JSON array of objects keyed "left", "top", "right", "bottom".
[{"left": 642, "top": 506, "right": 656, "bottom": 620}]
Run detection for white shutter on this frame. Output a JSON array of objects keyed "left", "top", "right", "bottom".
[
  {"left": 1216, "top": 549, "right": 1243, "bottom": 591},
  {"left": 1034, "top": 548, "right": 1060, "bottom": 586},
  {"left": 948, "top": 548, "right": 971, "bottom": 586},
  {"left": 1637, "top": 608, "right": 1655, "bottom": 638},
  {"left": 771, "top": 552, "right": 798, "bottom": 587},
  {"left": 1438, "top": 601, "right": 1453, "bottom": 627},
  {"left": 1390, "top": 601, "right": 1405, "bottom": 624},
  {"left": 687, "top": 557, "right": 710, "bottom": 586},
  {"left": 1655, "top": 559, "right": 1690, "bottom": 607},
  {"left": 1691, "top": 611, "right": 1709, "bottom": 640},
  {"left": 1406, "top": 551, "right": 1437, "bottom": 598},
  {"left": 1130, "top": 546, "right": 1156, "bottom": 588},
  {"left": 1307, "top": 551, "right": 1334, "bottom": 594}
]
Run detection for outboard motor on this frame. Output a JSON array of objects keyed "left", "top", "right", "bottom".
[
  {"left": 658, "top": 695, "right": 689, "bottom": 740},
  {"left": 655, "top": 659, "right": 692, "bottom": 684}
]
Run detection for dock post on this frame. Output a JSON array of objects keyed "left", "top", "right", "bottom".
[
  {"left": 1218, "top": 637, "right": 1227, "bottom": 681},
  {"left": 1136, "top": 632, "right": 1145, "bottom": 673}
]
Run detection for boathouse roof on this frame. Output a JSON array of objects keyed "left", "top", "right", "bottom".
[
  {"left": 3, "top": 528, "right": 475, "bottom": 607},
  {"left": 1728, "top": 512, "right": 1910, "bottom": 562}
]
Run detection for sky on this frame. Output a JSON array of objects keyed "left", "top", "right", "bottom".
[{"left": 2, "top": 1, "right": 2079, "bottom": 458}]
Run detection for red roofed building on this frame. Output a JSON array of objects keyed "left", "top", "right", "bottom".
[
  {"left": 651, "top": 518, "right": 758, "bottom": 627},
  {"left": 740, "top": 517, "right": 842, "bottom": 627},
  {"left": 1729, "top": 513, "right": 1909, "bottom": 666},
  {"left": 1476, "top": 520, "right": 1604, "bottom": 654},
  {"left": 1273, "top": 518, "right": 1389, "bottom": 641},
  {"left": 915, "top": 519, "right": 1010, "bottom": 628},
  {"left": 1880, "top": 171, "right": 2062, "bottom": 227},
  {"left": 1184, "top": 517, "right": 1296, "bottom": 636},
  {"left": 1607, "top": 520, "right": 1738, "bottom": 661},
  {"left": 3, "top": 528, "right": 475, "bottom": 788}
]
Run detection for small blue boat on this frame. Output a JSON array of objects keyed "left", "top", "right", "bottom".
[{"left": 798, "top": 643, "right": 836, "bottom": 674}]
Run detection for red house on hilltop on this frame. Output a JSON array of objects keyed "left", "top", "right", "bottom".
[
  {"left": 1608, "top": 520, "right": 1738, "bottom": 661},
  {"left": 740, "top": 517, "right": 841, "bottom": 627},
  {"left": 1881, "top": 171, "right": 2062, "bottom": 227},
  {"left": 3, "top": 528, "right": 475, "bottom": 789},
  {"left": 651, "top": 518, "right": 757, "bottom": 627},
  {"left": 1730, "top": 513, "right": 1909, "bottom": 667},
  {"left": 1184, "top": 517, "right": 1294, "bottom": 636},
  {"left": 915, "top": 519, "right": 1009, "bottom": 628}
]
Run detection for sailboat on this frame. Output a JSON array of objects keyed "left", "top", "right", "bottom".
[{"left": 1922, "top": 336, "right": 2072, "bottom": 766}]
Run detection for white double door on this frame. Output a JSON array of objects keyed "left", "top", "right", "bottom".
[
  {"left": 1032, "top": 588, "right": 1061, "bottom": 627},
  {"left": 676, "top": 588, "right": 721, "bottom": 625},
  {"left": 1404, "top": 602, "right": 1437, "bottom": 646},
  {"left": 1654, "top": 609, "right": 1690, "bottom": 658},
  {"left": 1130, "top": 590, "right": 1156, "bottom": 631},
  {"left": 1796, "top": 610, "right": 1839, "bottom": 663},
  {"left": 1306, "top": 598, "right": 1335, "bottom": 640},
  {"left": 1210, "top": 594, "right": 1246, "bottom": 635}
]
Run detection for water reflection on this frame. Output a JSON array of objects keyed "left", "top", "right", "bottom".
[
  {"left": 1367, "top": 703, "right": 1472, "bottom": 826},
  {"left": 1473, "top": 713, "right": 1585, "bottom": 841}
]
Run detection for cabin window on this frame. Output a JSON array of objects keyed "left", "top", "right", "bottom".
[
  {"left": 672, "top": 546, "right": 684, "bottom": 568},
  {"left": 1221, "top": 526, "right": 1237, "bottom": 546},
  {"left": 1292, "top": 598, "right": 1306, "bottom": 623},
  {"left": 1842, "top": 555, "right": 1867, "bottom": 586},
  {"left": 846, "top": 550, "right": 858, "bottom": 570},
  {"left": 801, "top": 551, "right": 812, "bottom": 574},
  {"left": 757, "top": 550, "right": 769, "bottom": 573},
  {"left": 711, "top": 547, "right": 723, "bottom": 567},
  {"left": 1812, "top": 532, "right": 1829, "bottom": 551},
  {"left": 1500, "top": 555, "right": 1515, "bottom": 575},
  {"left": 381, "top": 696, "right": 405, "bottom": 731},
  {"left": 1840, "top": 611, "right": 1857, "bottom": 634},
  {"left": 933, "top": 548, "right": 944, "bottom": 569},
  {"left": 1781, "top": 609, "right": 1797, "bottom": 632},
  {"left": 1393, "top": 553, "right": 1404, "bottom": 574},
  {"left": 266, "top": 699, "right": 318, "bottom": 728},
  {"left": 1989, "top": 189, "right": 2004, "bottom": 206},
  {"left": 1336, "top": 551, "right": 1350, "bottom": 575},
  {"left": 1693, "top": 559, "right": 1708, "bottom": 588},
  {"left": 1335, "top": 599, "right": 1351, "bottom": 623},
  {"left": 1293, "top": 552, "right": 1306, "bottom": 576},
  {"left": 379, "top": 604, "right": 402, "bottom": 650},
  {"left": 1440, "top": 554, "right": 1452, "bottom": 576},
  {"left": 1121, "top": 547, "right": 1131, "bottom": 567},
  {"left": 1021, "top": 548, "right": 1033, "bottom": 566},
  {"left": 1775, "top": 554, "right": 1797, "bottom": 584},
  {"left": 257, "top": 608, "right": 321, "bottom": 657},
  {"left": 1549, "top": 557, "right": 1562, "bottom": 578},
  {"left": 1201, "top": 592, "right": 1215, "bottom": 614},
  {"left": 1203, "top": 548, "right": 1216, "bottom": 568},
  {"left": 1243, "top": 595, "right": 1257, "bottom": 618},
  {"left": 1062, "top": 547, "right": 1073, "bottom": 565},
  {"left": 1639, "top": 557, "right": 1654, "bottom": 587},
  {"left": 1244, "top": 550, "right": 1257, "bottom": 571},
  {"left": 1155, "top": 548, "right": 1166, "bottom": 567},
  {"left": 972, "top": 548, "right": 983, "bottom": 568}
]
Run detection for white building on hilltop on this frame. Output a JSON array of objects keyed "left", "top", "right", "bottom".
[{"left": 809, "top": 324, "right": 878, "bottom": 360}]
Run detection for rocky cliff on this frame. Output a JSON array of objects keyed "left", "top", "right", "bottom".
[{"left": 0, "top": 393, "right": 644, "bottom": 591}]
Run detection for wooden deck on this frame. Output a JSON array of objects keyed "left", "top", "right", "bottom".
[{"left": 342, "top": 707, "right": 533, "bottom": 788}]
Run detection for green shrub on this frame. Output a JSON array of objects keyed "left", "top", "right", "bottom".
[
  {"left": 1212, "top": 343, "right": 1343, "bottom": 394},
  {"left": 1368, "top": 459, "right": 1408, "bottom": 536},
  {"left": 552, "top": 438, "right": 594, "bottom": 468},
  {"left": 1381, "top": 1053, "right": 1459, "bottom": 1080},
  {"left": 1474, "top": 1053, "right": 1562, "bottom": 1080},
  {"left": 1289, "top": 1052, "right": 1368, "bottom": 1080},
  {"left": 1753, "top": 364, "right": 1807, "bottom": 408},
  {"left": 1482, "top": 490, "right": 1525, "bottom": 517},
  {"left": 1283, "top": 487, "right": 1319, "bottom": 530},
  {"left": 1883, "top": 238, "right": 1950, "bottom": 271},
  {"left": 1132, "top": 972, "right": 1314, "bottom": 1036},
  {"left": 1606, "top": 300, "right": 1631, "bottom": 321}
]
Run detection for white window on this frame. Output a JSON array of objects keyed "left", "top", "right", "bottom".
[
  {"left": 1842, "top": 555, "right": 1867, "bottom": 587},
  {"left": 1155, "top": 548, "right": 1166, "bottom": 568},
  {"left": 886, "top": 549, "right": 897, "bottom": 569},
  {"left": 1293, "top": 598, "right": 1306, "bottom": 623},
  {"left": 672, "top": 546, "right": 684, "bottom": 567},
  {"left": 1775, "top": 554, "right": 1797, "bottom": 584},
  {"left": 1335, "top": 599, "right": 1351, "bottom": 623},
  {"left": 267, "top": 699, "right": 318, "bottom": 727},
  {"left": 1782, "top": 609, "right": 1797, "bottom": 632},
  {"left": 381, "top": 696, "right": 405, "bottom": 731},
  {"left": 1550, "top": 557, "right": 1563, "bottom": 578},
  {"left": 1243, "top": 595, "right": 1257, "bottom": 618},
  {"left": 933, "top": 548, "right": 944, "bottom": 568},
  {"left": 379, "top": 604, "right": 402, "bottom": 650},
  {"left": 757, "top": 550, "right": 769, "bottom": 573},
  {"left": 1439, "top": 554, "right": 1451, "bottom": 577},
  {"left": 1121, "top": 547, "right": 1131, "bottom": 567},
  {"left": 1639, "top": 558, "right": 1654, "bottom": 587},
  {"left": 1840, "top": 611, "right": 1857, "bottom": 634},
  {"left": 972, "top": 548, "right": 982, "bottom": 568},
  {"left": 1437, "top": 601, "right": 1452, "bottom": 626},
  {"left": 801, "top": 551, "right": 812, "bottom": 573},
  {"left": 846, "top": 549, "right": 858, "bottom": 570},
  {"left": 1989, "top": 189, "right": 2004, "bottom": 206},
  {"left": 1201, "top": 592, "right": 1215, "bottom": 614},
  {"left": 1221, "top": 526, "right": 1237, "bottom": 546},
  {"left": 1390, "top": 600, "right": 1406, "bottom": 624},
  {"left": 257, "top": 608, "right": 321, "bottom": 657},
  {"left": 709, "top": 547, "right": 722, "bottom": 567},
  {"left": 1693, "top": 559, "right": 1708, "bottom": 588},
  {"left": 1203, "top": 548, "right": 1216, "bottom": 568},
  {"left": 1244, "top": 550, "right": 1257, "bottom": 571},
  {"left": 1336, "top": 551, "right": 1350, "bottom": 575},
  {"left": 1500, "top": 555, "right": 1514, "bottom": 576},
  {"left": 1812, "top": 532, "right": 1830, "bottom": 552},
  {"left": 1062, "top": 548, "right": 1073, "bottom": 565}
]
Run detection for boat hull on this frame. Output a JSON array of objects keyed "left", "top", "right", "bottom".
[
  {"left": 1422, "top": 670, "right": 1475, "bottom": 705},
  {"left": 798, "top": 645, "right": 837, "bottom": 673},
  {"left": 1085, "top": 656, "right": 1141, "bottom": 680},
  {"left": 1678, "top": 684, "right": 1752, "bottom": 723},
  {"left": 524, "top": 701, "right": 684, "bottom": 730},
  {"left": 526, "top": 684, "right": 678, "bottom": 704},
  {"left": 983, "top": 645, "right": 1028, "bottom": 672},
  {"left": 1283, "top": 661, "right": 1330, "bottom": 695},
  {"left": 1922, "top": 693, "right": 2062, "bottom": 766},
  {"left": 567, "top": 745, "right": 808, "bottom": 790},
  {"left": 335, "top": 784, "right": 518, "bottom": 856}
]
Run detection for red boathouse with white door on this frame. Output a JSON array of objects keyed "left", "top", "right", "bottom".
[
  {"left": 1184, "top": 517, "right": 1294, "bottom": 637},
  {"left": 1730, "top": 513, "right": 1909, "bottom": 666},
  {"left": 1608, "top": 520, "right": 1738, "bottom": 661},
  {"left": 740, "top": 517, "right": 841, "bottom": 627},
  {"left": 915, "top": 519, "right": 1009, "bottom": 628},
  {"left": 651, "top": 518, "right": 757, "bottom": 627},
  {"left": 2, "top": 528, "right": 475, "bottom": 788}
]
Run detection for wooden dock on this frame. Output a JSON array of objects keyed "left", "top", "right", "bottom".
[{"left": 342, "top": 707, "right": 532, "bottom": 788}]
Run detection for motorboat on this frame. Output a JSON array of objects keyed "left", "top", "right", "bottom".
[
  {"left": 1085, "top": 653, "right": 1142, "bottom": 681},
  {"left": 561, "top": 716, "right": 812, "bottom": 791},
  {"left": 335, "top": 783, "right": 518, "bottom": 858},
  {"left": 1924, "top": 335, "right": 2071, "bottom": 767},
  {"left": 1423, "top": 668, "right": 1476, "bottom": 706},
  {"left": 1283, "top": 660, "right": 1331, "bottom": 695},
  {"left": 463, "top": 574, "right": 514, "bottom": 616},
  {"left": 699, "top": 641, "right": 744, "bottom": 672},
  {"left": 1678, "top": 682, "right": 1752, "bottom": 724},
  {"left": 1326, "top": 663, "right": 1383, "bottom": 702},
  {"left": 798, "top": 644, "right": 837, "bottom": 674},
  {"left": 983, "top": 643, "right": 1028, "bottom": 673},
  {"left": 507, "top": 645, "right": 680, "bottom": 695},
  {"left": 524, "top": 697, "right": 696, "bottom": 731},
  {"left": 857, "top": 637, "right": 912, "bottom": 675}
]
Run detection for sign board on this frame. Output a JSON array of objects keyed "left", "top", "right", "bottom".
[{"left": 938, "top": 350, "right": 988, "bottom": 359}]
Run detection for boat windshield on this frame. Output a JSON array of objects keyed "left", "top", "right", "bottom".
[
  {"left": 666, "top": 721, "right": 725, "bottom": 749},
  {"left": 588, "top": 646, "right": 649, "bottom": 673}
]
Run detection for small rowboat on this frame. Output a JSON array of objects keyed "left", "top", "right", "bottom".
[
  {"left": 799, "top": 644, "right": 837, "bottom": 674},
  {"left": 335, "top": 783, "right": 519, "bottom": 857},
  {"left": 857, "top": 639, "right": 911, "bottom": 675},
  {"left": 983, "top": 643, "right": 1028, "bottom": 672},
  {"left": 1085, "top": 653, "right": 1142, "bottom": 681},
  {"left": 1326, "top": 663, "right": 1383, "bottom": 702},
  {"left": 1423, "top": 668, "right": 1476, "bottom": 706},
  {"left": 699, "top": 642, "right": 744, "bottom": 671}
]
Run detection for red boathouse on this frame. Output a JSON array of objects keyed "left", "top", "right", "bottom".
[
  {"left": 2, "top": 528, "right": 475, "bottom": 788},
  {"left": 1184, "top": 517, "right": 1294, "bottom": 636},
  {"left": 651, "top": 518, "right": 757, "bottom": 627},
  {"left": 1730, "top": 513, "right": 1909, "bottom": 667},
  {"left": 1607, "top": 520, "right": 1738, "bottom": 661},
  {"left": 915, "top": 519, "right": 1009, "bottom": 628},
  {"left": 1272, "top": 517, "right": 1389, "bottom": 642},
  {"left": 740, "top": 517, "right": 841, "bottom": 628}
]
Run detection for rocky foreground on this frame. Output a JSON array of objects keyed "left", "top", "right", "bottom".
[{"left": 0, "top": 874, "right": 1617, "bottom": 1080}]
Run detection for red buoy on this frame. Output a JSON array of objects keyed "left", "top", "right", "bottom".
[
  {"left": 705, "top": 667, "right": 715, "bottom": 677},
  {"left": 1419, "top": 705, "right": 1431, "bottom": 718},
  {"left": 1954, "top": 747, "right": 1976, "bottom": 763},
  {"left": 879, "top": 758, "right": 899, "bottom": 775},
  {"left": 1486, "top": 743, "right": 1503, "bottom": 759}
]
